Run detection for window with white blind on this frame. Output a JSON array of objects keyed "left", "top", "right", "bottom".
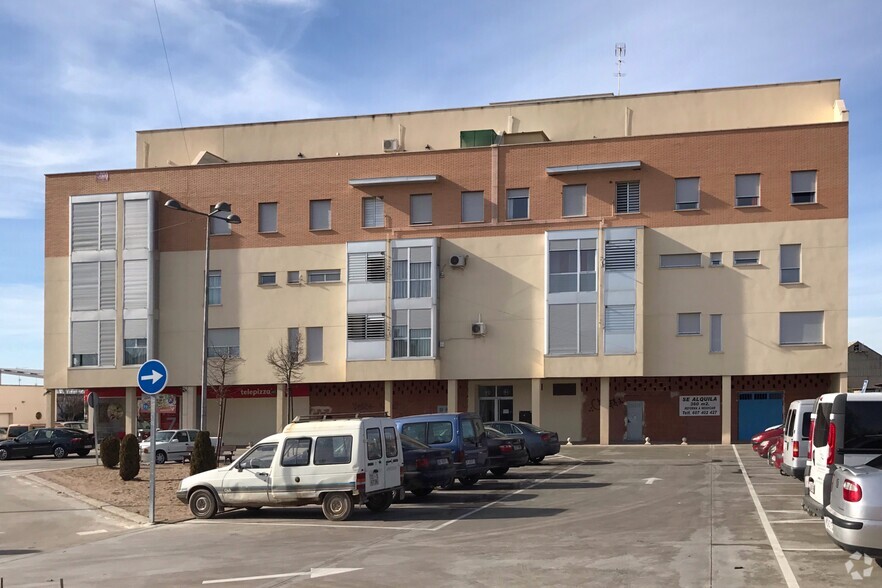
[
  {"left": 362, "top": 197, "right": 384, "bottom": 228},
  {"left": 604, "top": 304, "right": 636, "bottom": 354},
  {"left": 72, "top": 201, "right": 116, "bottom": 251},
  {"left": 71, "top": 320, "right": 115, "bottom": 367},
  {"left": 208, "top": 270, "right": 221, "bottom": 305},
  {"left": 309, "top": 199, "right": 331, "bottom": 230},
  {"left": 287, "top": 271, "right": 300, "bottom": 285},
  {"left": 677, "top": 312, "right": 701, "bottom": 335},
  {"left": 71, "top": 261, "right": 116, "bottom": 311},
  {"left": 306, "top": 327, "right": 323, "bottom": 362},
  {"left": 347, "top": 314, "right": 386, "bottom": 340},
  {"left": 675, "top": 178, "right": 700, "bottom": 210},
  {"left": 348, "top": 252, "right": 386, "bottom": 283},
  {"left": 123, "top": 318, "right": 147, "bottom": 365},
  {"left": 392, "top": 246, "right": 432, "bottom": 299},
  {"left": 307, "top": 269, "right": 340, "bottom": 283},
  {"left": 710, "top": 314, "right": 722, "bottom": 353},
  {"left": 735, "top": 174, "right": 760, "bottom": 207},
  {"left": 791, "top": 171, "right": 817, "bottom": 204},
  {"left": 733, "top": 250, "right": 760, "bottom": 266},
  {"left": 660, "top": 253, "right": 701, "bottom": 269},
  {"left": 548, "top": 303, "right": 597, "bottom": 355},
  {"left": 562, "top": 185, "right": 587, "bottom": 217},
  {"left": 615, "top": 181, "right": 639, "bottom": 214},
  {"left": 605, "top": 238, "right": 636, "bottom": 271},
  {"left": 392, "top": 309, "right": 433, "bottom": 358},
  {"left": 710, "top": 252, "right": 722, "bottom": 267},
  {"left": 461, "top": 191, "right": 484, "bottom": 223},
  {"left": 258, "top": 272, "right": 277, "bottom": 286},
  {"left": 258, "top": 202, "right": 278, "bottom": 233},
  {"left": 124, "top": 199, "right": 148, "bottom": 249},
  {"left": 548, "top": 239, "right": 596, "bottom": 293},
  {"left": 780, "top": 311, "right": 823, "bottom": 345},
  {"left": 506, "top": 188, "right": 529, "bottom": 220},
  {"left": 209, "top": 215, "right": 232, "bottom": 235},
  {"left": 410, "top": 194, "right": 432, "bottom": 225},
  {"left": 207, "top": 328, "right": 240, "bottom": 357},
  {"left": 780, "top": 244, "right": 801, "bottom": 284},
  {"left": 124, "top": 259, "right": 148, "bottom": 310}
]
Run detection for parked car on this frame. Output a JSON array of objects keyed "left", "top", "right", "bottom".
[
  {"left": 0, "top": 427, "right": 7, "bottom": 440},
  {"left": 59, "top": 421, "right": 89, "bottom": 431},
  {"left": 758, "top": 434, "right": 782, "bottom": 459},
  {"left": 177, "top": 416, "right": 403, "bottom": 521},
  {"left": 0, "top": 427, "right": 94, "bottom": 460},
  {"left": 485, "top": 421, "right": 560, "bottom": 464},
  {"left": 805, "top": 392, "right": 882, "bottom": 518},
  {"left": 782, "top": 399, "right": 814, "bottom": 480},
  {"left": 400, "top": 433, "right": 454, "bottom": 497},
  {"left": 824, "top": 455, "right": 882, "bottom": 560},
  {"left": 484, "top": 426, "right": 529, "bottom": 476},
  {"left": 751, "top": 424, "right": 783, "bottom": 453},
  {"left": 5, "top": 424, "right": 37, "bottom": 439},
  {"left": 395, "top": 413, "right": 489, "bottom": 487},
  {"left": 140, "top": 429, "right": 217, "bottom": 464},
  {"left": 767, "top": 435, "right": 784, "bottom": 471}
]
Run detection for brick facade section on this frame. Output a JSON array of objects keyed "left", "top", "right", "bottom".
[
  {"left": 581, "top": 378, "right": 601, "bottom": 444},
  {"left": 308, "top": 381, "right": 384, "bottom": 415},
  {"left": 731, "top": 373, "right": 833, "bottom": 441},
  {"left": 46, "top": 124, "right": 847, "bottom": 258},
  {"left": 391, "top": 380, "right": 448, "bottom": 417}
]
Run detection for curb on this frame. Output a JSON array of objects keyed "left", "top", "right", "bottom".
[{"left": 24, "top": 473, "right": 150, "bottom": 526}]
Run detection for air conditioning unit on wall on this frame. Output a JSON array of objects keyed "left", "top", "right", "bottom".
[
  {"left": 450, "top": 254, "right": 468, "bottom": 268},
  {"left": 383, "top": 139, "right": 401, "bottom": 152},
  {"left": 472, "top": 322, "right": 487, "bottom": 336}
]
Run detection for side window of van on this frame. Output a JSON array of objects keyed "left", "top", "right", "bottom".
[
  {"left": 800, "top": 413, "right": 812, "bottom": 439},
  {"left": 813, "top": 404, "right": 831, "bottom": 447},
  {"left": 402, "top": 422, "right": 427, "bottom": 444},
  {"left": 427, "top": 421, "right": 453, "bottom": 445},
  {"left": 366, "top": 428, "right": 383, "bottom": 460},
  {"left": 784, "top": 410, "right": 795, "bottom": 436},
  {"left": 384, "top": 427, "right": 399, "bottom": 458},
  {"left": 281, "top": 438, "right": 311, "bottom": 467},
  {"left": 461, "top": 419, "right": 477, "bottom": 445},
  {"left": 314, "top": 435, "right": 353, "bottom": 465}
]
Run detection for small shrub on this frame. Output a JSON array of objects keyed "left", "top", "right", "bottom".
[
  {"left": 190, "top": 431, "right": 217, "bottom": 476},
  {"left": 119, "top": 434, "right": 141, "bottom": 481},
  {"left": 100, "top": 436, "right": 120, "bottom": 468}
]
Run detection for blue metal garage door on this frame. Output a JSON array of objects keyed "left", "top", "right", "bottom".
[{"left": 738, "top": 392, "right": 784, "bottom": 441}]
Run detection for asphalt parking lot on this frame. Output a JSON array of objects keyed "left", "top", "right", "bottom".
[{"left": 1, "top": 445, "right": 879, "bottom": 587}]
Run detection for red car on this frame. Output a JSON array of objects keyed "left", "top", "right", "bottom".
[
  {"left": 767, "top": 436, "right": 784, "bottom": 470},
  {"left": 751, "top": 425, "right": 783, "bottom": 453},
  {"left": 757, "top": 434, "right": 782, "bottom": 459}
]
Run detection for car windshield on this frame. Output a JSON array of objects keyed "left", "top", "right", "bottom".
[
  {"left": 154, "top": 431, "right": 175, "bottom": 442},
  {"left": 400, "top": 433, "right": 428, "bottom": 450}
]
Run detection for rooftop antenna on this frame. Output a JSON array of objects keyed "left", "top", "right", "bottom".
[{"left": 615, "top": 43, "right": 626, "bottom": 96}]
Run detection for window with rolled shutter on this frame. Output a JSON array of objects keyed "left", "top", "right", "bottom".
[
  {"left": 674, "top": 178, "right": 700, "bottom": 210},
  {"left": 780, "top": 244, "right": 801, "bottom": 284},
  {"left": 71, "top": 321, "right": 99, "bottom": 367},
  {"left": 363, "top": 197, "right": 384, "bottom": 228},
  {"left": 548, "top": 304, "right": 578, "bottom": 355},
  {"left": 348, "top": 253, "right": 367, "bottom": 282},
  {"left": 100, "top": 201, "right": 116, "bottom": 249},
  {"left": 579, "top": 303, "right": 597, "bottom": 354},
  {"left": 99, "top": 320, "right": 115, "bottom": 366},
  {"left": 710, "top": 314, "right": 723, "bottom": 353},
  {"left": 258, "top": 202, "right": 278, "bottom": 233},
  {"left": 71, "top": 262, "right": 99, "bottom": 311},
  {"left": 605, "top": 239, "right": 636, "bottom": 271},
  {"left": 72, "top": 203, "right": 100, "bottom": 251},
  {"left": 615, "top": 182, "right": 639, "bottom": 214},
  {"left": 124, "top": 199, "right": 148, "bottom": 250},
  {"left": 124, "top": 259, "right": 148, "bottom": 309},
  {"left": 100, "top": 261, "right": 115, "bottom": 310}
]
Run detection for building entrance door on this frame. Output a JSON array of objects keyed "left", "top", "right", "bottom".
[
  {"left": 624, "top": 401, "right": 644, "bottom": 442},
  {"left": 479, "top": 385, "right": 514, "bottom": 422},
  {"left": 737, "top": 392, "right": 784, "bottom": 441}
]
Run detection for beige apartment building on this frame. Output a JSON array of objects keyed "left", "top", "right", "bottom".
[{"left": 44, "top": 80, "right": 849, "bottom": 445}]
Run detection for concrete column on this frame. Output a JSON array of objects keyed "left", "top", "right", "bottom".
[
  {"left": 291, "top": 396, "right": 310, "bottom": 420},
  {"left": 45, "top": 389, "right": 56, "bottom": 426},
  {"left": 835, "top": 372, "right": 848, "bottom": 393},
  {"left": 447, "top": 380, "right": 457, "bottom": 412},
  {"left": 384, "top": 381, "right": 393, "bottom": 416},
  {"left": 721, "top": 375, "right": 732, "bottom": 445},
  {"left": 467, "top": 386, "right": 476, "bottom": 413},
  {"left": 125, "top": 387, "right": 138, "bottom": 435},
  {"left": 600, "top": 377, "right": 610, "bottom": 445},
  {"left": 276, "top": 384, "right": 286, "bottom": 432},
  {"left": 531, "top": 379, "right": 542, "bottom": 427},
  {"left": 181, "top": 387, "right": 198, "bottom": 429}
]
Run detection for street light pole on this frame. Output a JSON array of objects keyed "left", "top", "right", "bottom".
[{"left": 163, "top": 199, "right": 240, "bottom": 432}]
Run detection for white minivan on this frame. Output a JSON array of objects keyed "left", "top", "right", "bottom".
[
  {"left": 177, "top": 416, "right": 403, "bottom": 521},
  {"left": 805, "top": 392, "right": 882, "bottom": 517},
  {"left": 782, "top": 399, "right": 813, "bottom": 480}
]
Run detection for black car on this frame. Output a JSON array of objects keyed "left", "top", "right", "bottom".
[
  {"left": 0, "top": 428, "right": 94, "bottom": 460},
  {"left": 400, "top": 433, "right": 455, "bottom": 497},
  {"left": 485, "top": 421, "right": 561, "bottom": 464},
  {"left": 484, "top": 427, "right": 529, "bottom": 476}
]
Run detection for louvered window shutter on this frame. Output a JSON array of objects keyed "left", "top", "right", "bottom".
[
  {"left": 605, "top": 239, "right": 636, "bottom": 271},
  {"left": 124, "top": 259, "right": 149, "bottom": 309},
  {"left": 124, "top": 199, "right": 148, "bottom": 249}
]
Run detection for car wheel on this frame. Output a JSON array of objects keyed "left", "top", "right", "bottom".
[
  {"left": 410, "top": 487, "right": 433, "bottom": 497},
  {"left": 459, "top": 475, "right": 480, "bottom": 487},
  {"left": 189, "top": 488, "right": 218, "bottom": 519},
  {"left": 529, "top": 456, "right": 544, "bottom": 465},
  {"left": 155, "top": 451, "right": 167, "bottom": 465},
  {"left": 76, "top": 450, "right": 90, "bottom": 457},
  {"left": 438, "top": 478, "right": 455, "bottom": 490},
  {"left": 321, "top": 492, "right": 353, "bottom": 521},
  {"left": 365, "top": 492, "right": 394, "bottom": 513},
  {"left": 53, "top": 446, "right": 68, "bottom": 459},
  {"left": 490, "top": 467, "right": 510, "bottom": 477},
  {"left": 0, "top": 448, "right": 8, "bottom": 461}
]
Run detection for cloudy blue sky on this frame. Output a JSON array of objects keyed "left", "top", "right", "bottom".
[{"left": 0, "top": 0, "right": 881, "bottom": 373}]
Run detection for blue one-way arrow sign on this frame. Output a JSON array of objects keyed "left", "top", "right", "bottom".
[{"left": 137, "top": 359, "right": 169, "bottom": 395}]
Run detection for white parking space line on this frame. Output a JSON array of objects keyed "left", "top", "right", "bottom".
[
  {"left": 766, "top": 510, "right": 805, "bottom": 514},
  {"left": 770, "top": 519, "right": 822, "bottom": 524},
  {"left": 430, "top": 463, "right": 580, "bottom": 532},
  {"left": 76, "top": 529, "right": 108, "bottom": 536},
  {"left": 546, "top": 454, "right": 579, "bottom": 461},
  {"left": 782, "top": 548, "right": 843, "bottom": 552},
  {"left": 189, "top": 520, "right": 432, "bottom": 532},
  {"left": 756, "top": 494, "right": 805, "bottom": 497},
  {"left": 733, "top": 445, "right": 800, "bottom": 588}
]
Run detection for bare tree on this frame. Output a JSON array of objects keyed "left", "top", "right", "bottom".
[
  {"left": 265, "top": 333, "right": 305, "bottom": 426},
  {"left": 207, "top": 350, "right": 244, "bottom": 463}
]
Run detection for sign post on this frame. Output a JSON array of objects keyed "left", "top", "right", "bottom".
[
  {"left": 137, "top": 359, "right": 169, "bottom": 525},
  {"left": 88, "top": 391, "right": 99, "bottom": 466}
]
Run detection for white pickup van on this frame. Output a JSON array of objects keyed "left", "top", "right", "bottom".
[
  {"left": 176, "top": 416, "right": 403, "bottom": 521},
  {"left": 140, "top": 429, "right": 217, "bottom": 464}
]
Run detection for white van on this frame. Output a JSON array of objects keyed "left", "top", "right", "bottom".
[
  {"left": 782, "top": 399, "right": 814, "bottom": 480},
  {"left": 805, "top": 392, "right": 882, "bottom": 517},
  {"left": 177, "top": 416, "right": 403, "bottom": 521}
]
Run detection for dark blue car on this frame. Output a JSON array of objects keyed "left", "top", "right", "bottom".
[
  {"left": 485, "top": 421, "right": 560, "bottom": 464},
  {"left": 395, "top": 413, "right": 489, "bottom": 487}
]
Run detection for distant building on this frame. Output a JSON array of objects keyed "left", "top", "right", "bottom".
[
  {"left": 44, "top": 79, "right": 849, "bottom": 444},
  {"left": 848, "top": 341, "right": 882, "bottom": 392}
]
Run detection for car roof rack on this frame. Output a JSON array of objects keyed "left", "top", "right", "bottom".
[{"left": 289, "top": 411, "right": 389, "bottom": 423}]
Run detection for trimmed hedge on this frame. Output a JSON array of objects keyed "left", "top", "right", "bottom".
[
  {"left": 99, "top": 436, "right": 120, "bottom": 468},
  {"left": 190, "top": 431, "right": 217, "bottom": 476},
  {"left": 119, "top": 434, "right": 141, "bottom": 481}
]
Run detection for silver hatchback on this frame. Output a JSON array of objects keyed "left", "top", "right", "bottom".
[{"left": 825, "top": 457, "right": 882, "bottom": 559}]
